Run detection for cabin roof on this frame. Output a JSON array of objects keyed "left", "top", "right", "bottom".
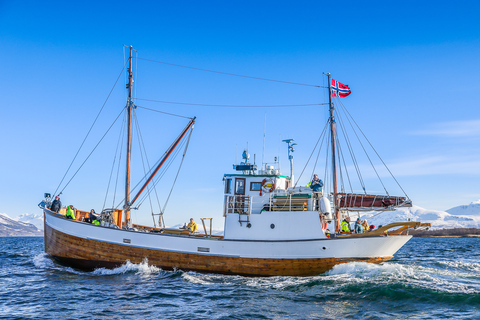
[{"left": 223, "top": 174, "right": 290, "bottom": 178}]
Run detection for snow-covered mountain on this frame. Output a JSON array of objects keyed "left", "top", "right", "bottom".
[
  {"left": 446, "top": 200, "right": 480, "bottom": 216},
  {"left": 361, "top": 202, "right": 480, "bottom": 230},
  {"left": 14, "top": 213, "right": 44, "bottom": 231},
  {"left": 0, "top": 213, "right": 43, "bottom": 237}
]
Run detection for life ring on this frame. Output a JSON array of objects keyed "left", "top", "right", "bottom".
[{"left": 261, "top": 178, "right": 275, "bottom": 194}]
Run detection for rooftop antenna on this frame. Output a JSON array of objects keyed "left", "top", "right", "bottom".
[
  {"left": 262, "top": 113, "right": 266, "bottom": 171},
  {"left": 282, "top": 139, "right": 296, "bottom": 186},
  {"left": 278, "top": 135, "right": 281, "bottom": 172}
]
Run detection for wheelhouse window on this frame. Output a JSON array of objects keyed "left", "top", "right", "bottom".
[
  {"left": 250, "top": 182, "right": 262, "bottom": 191},
  {"left": 225, "top": 178, "right": 232, "bottom": 194},
  {"left": 235, "top": 178, "right": 246, "bottom": 195}
]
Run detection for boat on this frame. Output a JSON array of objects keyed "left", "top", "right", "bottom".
[{"left": 39, "top": 46, "right": 430, "bottom": 276}]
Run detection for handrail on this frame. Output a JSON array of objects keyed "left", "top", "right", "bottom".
[{"left": 336, "top": 221, "right": 432, "bottom": 238}]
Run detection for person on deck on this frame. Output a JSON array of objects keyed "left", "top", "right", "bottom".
[
  {"left": 308, "top": 174, "right": 324, "bottom": 193},
  {"left": 65, "top": 205, "right": 76, "bottom": 220},
  {"left": 85, "top": 209, "right": 97, "bottom": 223},
  {"left": 187, "top": 218, "right": 198, "bottom": 232},
  {"left": 51, "top": 196, "right": 62, "bottom": 213},
  {"left": 354, "top": 218, "right": 364, "bottom": 233},
  {"left": 362, "top": 220, "right": 370, "bottom": 232},
  {"left": 341, "top": 217, "right": 351, "bottom": 233}
]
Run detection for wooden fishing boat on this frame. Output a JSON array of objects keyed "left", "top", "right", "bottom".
[{"left": 40, "top": 47, "right": 430, "bottom": 276}]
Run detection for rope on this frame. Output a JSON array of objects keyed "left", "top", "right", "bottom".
[
  {"left": 115, "top": 123, "right": 189, "bottom": 209},
  {"left": 135, "top": 57, "right": 325, "bottom": 88},
  {"left": 162, "top": 126, "right": 194, "bottom": 212},
  {"left": 293, "top": 120, "right": 329, "bottom": 188},
  {"left": 134, "top": 137, "right": 187, "bottom": 207},
  {"left": 334, "top": 107, "right": 365, "bottom": 193},
  {"left": 133, "top": 109, "right": 164, "bottom": 227},
  {"left": 102, "top": 113, "right": 126, "bottom": 210},
  {"left": 58, "top": 107, "right": 126, "bottom": 195},
  {"left": 135, "top": 98, "right": 325, "bottom": 108},
  {"left": 111, "top": 112, "right": 126, "bottom": 209},
  {"left": 135, "top": 105, "right": 193, "bottom": 119},
  {"left": 337, "top": 98, "right": 410, "bottom": 199},
  {"left": 53, "top": 60, "right": 129, "bottom": 197},
  {"left": 335, "top": 98, "right": 388, "bottom": 195}
]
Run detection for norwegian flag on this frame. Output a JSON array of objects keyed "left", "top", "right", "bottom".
[{"left": 331, "top": 78, "right": 351, "bottom": 98}]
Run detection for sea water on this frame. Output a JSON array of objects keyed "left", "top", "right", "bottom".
[{"left": 0, "top": 237, "right": 479, "bottom": 319}]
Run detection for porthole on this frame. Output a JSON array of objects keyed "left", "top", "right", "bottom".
[
  {"left": 247, "top": 223, "right": 252, "bottom": 228},
  {"left": 270, "top": 224, "right": 275, "bottom": 229}
]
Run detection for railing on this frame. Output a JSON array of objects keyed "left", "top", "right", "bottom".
[
  {"left": 223, "top": 193, "right": 322, "bottom": 215},
  {"left": 224, "top": 195, "right": 252, "bottom": 216}
]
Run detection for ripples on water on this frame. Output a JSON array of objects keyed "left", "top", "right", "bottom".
[{"left": 0, "top": 237, "right": 479, "bottom": 319}]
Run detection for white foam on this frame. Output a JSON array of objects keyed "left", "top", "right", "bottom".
[
  {"left": 92, "top": 258, "right": 160, "bottom": 276},
  {"left": 33, "top": 253, "right": 55, "bottom": 269},
  {"left": 325, "top": 261, "right": 480, "bottom": 294}
]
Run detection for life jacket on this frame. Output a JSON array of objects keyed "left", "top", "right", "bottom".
[
  {"left": 341, "top": 220, "right": 350, "bottom": 233},
  {"left": 92, "top": 220, "right": 100, "bottom": 225},
  {"left": 66, "top": 207, "right": 76, "bottom": 220}
]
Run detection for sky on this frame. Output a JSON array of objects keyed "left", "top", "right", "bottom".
[{"left": 1, "top": 0, "right": 480, "bottom": 229}]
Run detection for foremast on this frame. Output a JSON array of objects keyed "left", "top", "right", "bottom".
[
  {"left": 122, "top": 46, "right": 195, "bottom": 229},
  {"left": 124, "top": 45, "right": 135, "bottom": 228}
]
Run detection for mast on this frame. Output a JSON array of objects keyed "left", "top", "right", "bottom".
[
  {"left": 125, "top": 46, "right": 134, "bottom": 228},
  {"left": 327, "top": 73, "right": 340, "bottom": 233}
]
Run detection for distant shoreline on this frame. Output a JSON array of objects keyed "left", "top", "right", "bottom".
[{"left": 410, "top": 227, "right": 480, "bottom": 238}]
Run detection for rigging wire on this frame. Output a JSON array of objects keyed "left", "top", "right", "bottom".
[
  {"left": 135, "top": 105, "right": 193, "bottom": 119},
  {"left": 133, "top": 109, "right": 164, "bottom": 227},
  {"left": 134, "top": 138, "right": 187, "bottom": 208},
  {"left": 53, "top": 60, "right": 129, "bottom": 197},
  {"left": 111, "top": 112, "right": 126, "bottom": 209},
  {"left": 293, "top": 121, "right": 329, "bottom": 188},
  {"left": 135, "top": 57, "right": 325, "bottom": 88},
  {"left": 135, "top": 98, "right": 325, "bottom": 108},
  {"left": 335, "top": 133, "right": 348, "bottom": 193},
  {"left": 337, "top": 98, "right": 410, "bottom": 198},
  {"left": 103, "top": 112, "right": 127, "bottom": 211},
  {"left": 335, "top": 98, "right": 388, "bottom": 195},
  {"left": 115, "top": 124, "right": 189, "bottom": 209},
  {"left": 334, "top": 106, "right": 366, "bottom": 193},
  {"left": 323, "top": 128, "right": 331, "bottom": 196},
  {"left": 162, "top": 126, "right": 194, "bottom": 213},
  {"left": 311, "top": 122, "right": 329, "bottom": 183},
  {"left": 58, "top": 107, "right": 126, "bottom": 195}
]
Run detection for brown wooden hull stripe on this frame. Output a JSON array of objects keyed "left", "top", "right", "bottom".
[{"left": 45, "top": 224, "right": 392, "bottom": 277}]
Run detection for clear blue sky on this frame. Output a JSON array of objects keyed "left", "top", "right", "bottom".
[{"left": 1, "top": 1, "right": 480, "bottom": 229}]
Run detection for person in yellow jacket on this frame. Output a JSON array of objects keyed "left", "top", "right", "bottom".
[
  {"left": 65, "top": 205, "right": 76, "bottom": 220},
  {"left": 341, "top": 217, "right": 351, "bottom": 233},
  {"left": 187, "top": 218, "right": 198, "bottom": 232}
]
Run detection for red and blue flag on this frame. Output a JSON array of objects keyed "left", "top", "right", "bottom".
[{"left": 331, "top": 79, "right": 351, "bottom": 98}]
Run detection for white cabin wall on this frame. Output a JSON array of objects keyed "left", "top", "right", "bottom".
[{"left": 224, "top": 211, "right": 327, "bottom": 240}]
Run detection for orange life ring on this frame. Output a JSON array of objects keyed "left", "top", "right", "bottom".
[{"left": 261, "top": 178, "right": 275, "bottom": 193}]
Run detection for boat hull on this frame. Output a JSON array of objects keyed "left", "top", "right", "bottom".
[{"left": 44, "top": 210, "right": 409, "bottom": 277}]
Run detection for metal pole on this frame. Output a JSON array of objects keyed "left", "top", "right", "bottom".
[
  {"left": 327, "top": 73, "right": 340, "bottom": 233},
  {"left": 125, "top": 46, "right": 134, "bottom": 228}
]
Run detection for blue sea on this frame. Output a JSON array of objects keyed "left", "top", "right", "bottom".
[{"left": 0, "top": 237, "right": 479, "bottom": 319}]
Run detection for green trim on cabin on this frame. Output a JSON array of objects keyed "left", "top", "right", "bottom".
[
  {"left": 224, "top": 174, "right": 291, "bottom": 179},
  {"left": 274, "top": 194, "right": 312, "bottom": 199}
]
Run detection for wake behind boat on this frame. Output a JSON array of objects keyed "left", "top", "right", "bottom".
[{"left": 39, "top": 47, "right": 430, "bottom": 276}]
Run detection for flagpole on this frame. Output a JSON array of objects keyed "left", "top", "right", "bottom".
[{"left": 327, "top": 73, "right": 340, "bottom": 233}]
